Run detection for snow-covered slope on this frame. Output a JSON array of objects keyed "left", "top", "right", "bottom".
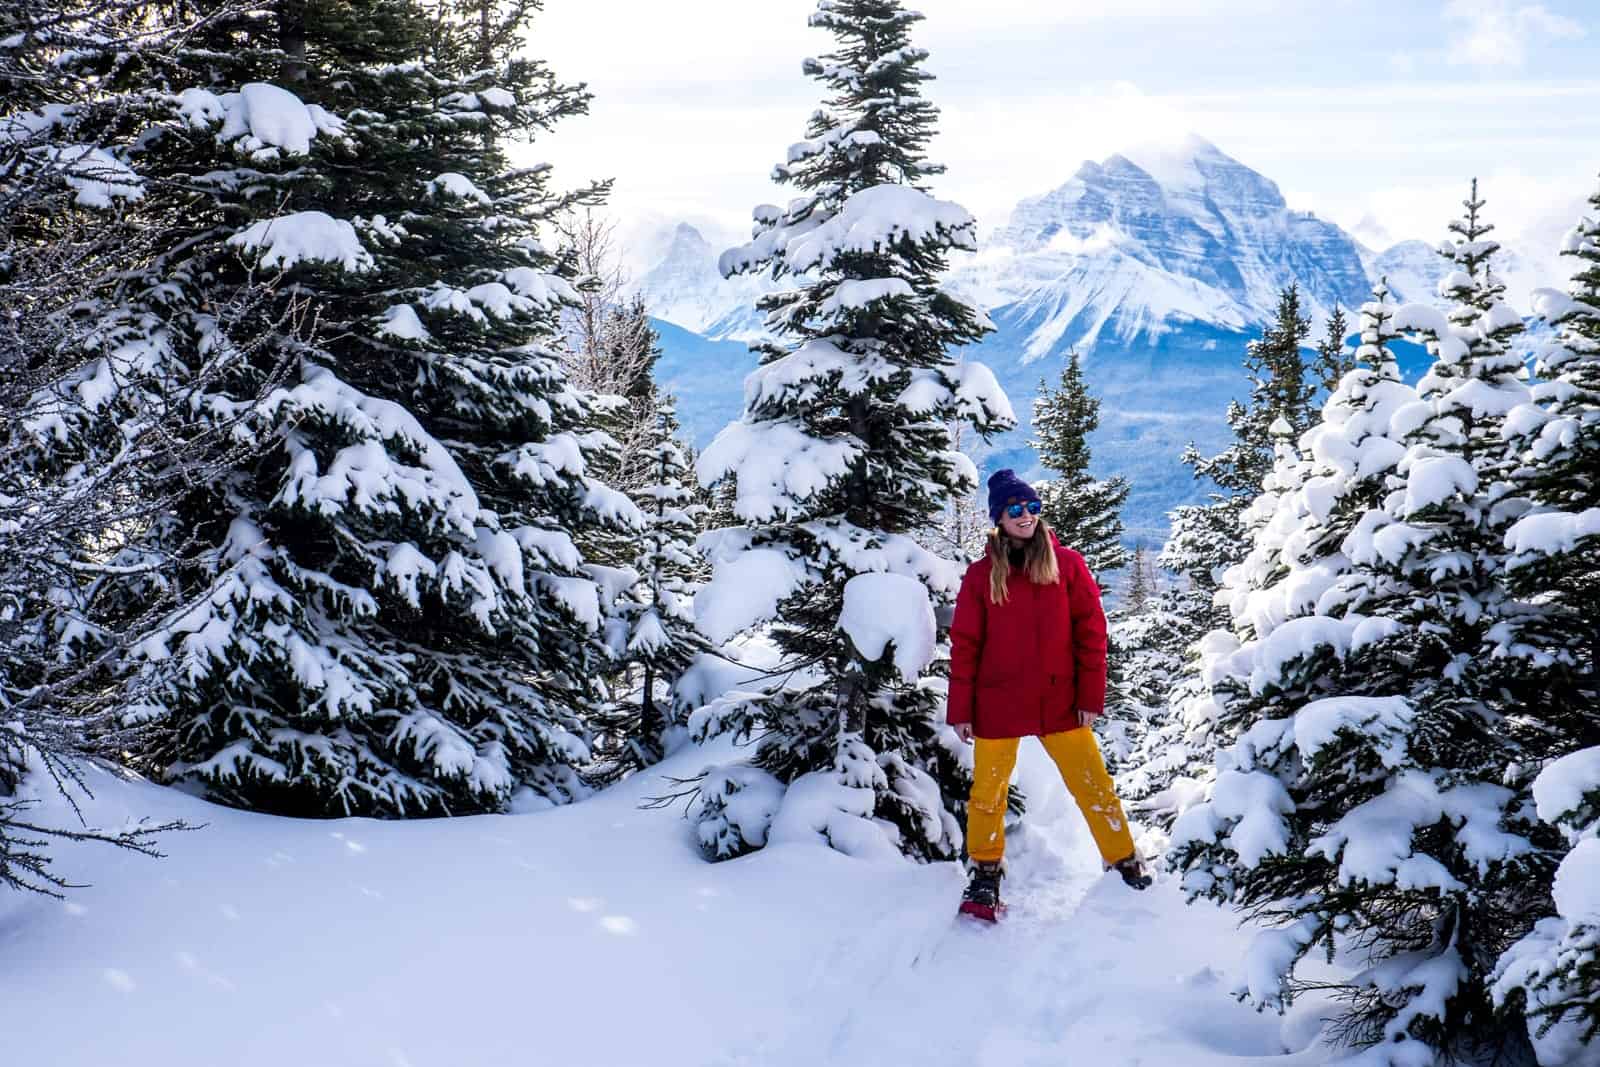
[{"left": 3, "top": 742, "right": 1346, "bottom": 1066}]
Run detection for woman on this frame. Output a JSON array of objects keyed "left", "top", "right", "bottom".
[{"left": 948, "top": 469, "right": 1151, "bottom": 920}]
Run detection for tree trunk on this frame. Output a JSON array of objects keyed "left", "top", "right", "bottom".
[
  {"left": 279, "top": 0, "right": 308, "bottom": 84},
  {"left": 641, "top": 661, "right": 656, "bottom": 749}
]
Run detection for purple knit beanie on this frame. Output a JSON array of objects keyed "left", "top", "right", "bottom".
[{"left": 986, "top": 468, "right": 1040, "bottom": 524}]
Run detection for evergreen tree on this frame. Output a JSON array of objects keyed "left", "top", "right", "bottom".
[
  {"left": 1031, "top": 351, "right": 1130, "bottom": 574},
  {"left": 0, "top": 0, "right": 237, "bottom": 890},
  {"left": 1155, "top": 503, "right": 1236, "bottom": 634},
  {"left": 1099, "top": 540, "right": 1155, "bottom": 771},
  {"left": 591, "top": 399, "right": 710, "bottom": 783},
  {"left": 1119, "top": 287, "right": 1324, "bottom": 820},
  {"left": 692, "top": 0, "right": 1011, "bottom": 862},
  {"left": 601, "top": 296, "right": 668, "bottom": 489},
  {"left": 1170, "top": 187, "right": 1549, "bottom": 1064},
  {"left": 1491, "top": 744, "right": 1600, "bottom": 1061},
  {"left": 1168, "top": 284, "right": 1320, "bottom": 626},
  {"left": 1501, "top": 176, "right": 1600, "bottom": 720},
  {"left": 115, "top": 0, "right": 639, "bottom": 817},
  {"left": 1187, "top": 284, "right": 1318, "bottom": 506},
  {"left": 1122, "top": 542, "right": 1154, "bottom": 615},
  {"left": 1313, "top": 304, "right": 1354, "bottom": 397},
  {"left": 1490, "top": 177, "right": 1600, "bottom": 1060}
]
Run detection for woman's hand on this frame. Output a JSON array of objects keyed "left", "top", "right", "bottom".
[
  {"left": 955, "top": 723, "right": 974, "bottom": 744},
  {"left": 1078, "top": 709, "right": 1101, "bottom": 728}
]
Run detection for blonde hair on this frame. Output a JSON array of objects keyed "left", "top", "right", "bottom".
[{"left": 986, "top": 519, "right": 1059, "bottom": 604}]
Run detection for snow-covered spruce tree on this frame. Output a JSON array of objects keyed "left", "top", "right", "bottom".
[
  {"left": 118, "top": 1, "right": 639, "bottom": 817},
  {"left": 1031, "top": 351, "right": 1130, "bottom": 575},
  {"left": 1489, "top": 181, "right": 1600, "bottom": 1063},
  {"left": 1492, "top": 746, "right": 1600, "bottom": 1063},
  {"left": 1314, "top": 304, "right": 1356, "bottom": 398},
  {"left": 693, "top": 0, "right": 1011, "bottom": 862},
  {"left": 1118, "top": 286, "right": 1325, "bottom": 826},
  {"left": 1186, "top": 284, "right": 1318, "bottom": 542},
  {"left": 1170, "top": 189, "right": 1549, "bottom": 1064},
  {"left": 599, "top": 296, "right": 669, "bottom": 492},
  {"left": 1153, "top": 278, "right": 1416, "bottom": 874},
  {"left": 1167, "top": 283, "right": 1320, "bottom": 634},
  {"left": 1501, "top": 178, "right": 1600, "bottom": 734},
  {"left": 1256, "top": 282, "right": 1416, "bottom": 629},
  {"left": 1101, "top": 545, "right": 1182, "bottom": 777},
  {"left": 0, "top": 0, "right": 275, "bottom": 889},
  {"left": 589, "top": 399, "right": 710, "bottom": 784},
  {"left": 1122, "top": 542, "right": 1155, "bottom": 614}
]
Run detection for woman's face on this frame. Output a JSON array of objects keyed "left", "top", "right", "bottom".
[{"left": 998, "top": 499, "right": 1038, "bottom": 542}]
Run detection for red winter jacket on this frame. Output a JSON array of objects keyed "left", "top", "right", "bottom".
[{"left": 946, "top": 534, "right": 1109, "bottom": 739}]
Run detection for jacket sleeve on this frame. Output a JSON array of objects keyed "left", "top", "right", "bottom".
[
  {"left": 1065, "top": 551, "right": 1108, "bottom": 715},
  {"left": 946, "top": 564, "right": 986, "bottom": 727}
]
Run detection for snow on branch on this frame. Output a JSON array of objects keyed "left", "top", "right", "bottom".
[
  {"left": 264, "top": 367, "right": 483, "bottom": 535},
  {"left": 228, "top": 211, "right": 373, "bottom": 273},
  {"left": 1505, "top": 508, "right": 1600, "bottom": 565},
  {"left": 696, "top": 418, "right": 861, "bottom": 522},
  {"left": 177, "top": 83, "right": 347, "bottom": 159},
  {"left": 425, "top": 171, "right": 491, "bottom": 205},
  {"left": 37, "top": 145, "right": 143, "bottom": 208},
  {"left": 838, "top": 572, "right": 935, "bottom": 682},
  {"left": 720, "top": 184, "right": 977, "bottom": 280},
  {"left": 694, "top": 548, "right": 809, "bottom": 645}
]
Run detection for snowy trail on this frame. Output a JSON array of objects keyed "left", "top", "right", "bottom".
[
  {"left": 4, "top": 740, "right": 1333, "bottom": 1067},
  {"left": 781, "top": 815, "right": 1327, "bottom": 1067}
]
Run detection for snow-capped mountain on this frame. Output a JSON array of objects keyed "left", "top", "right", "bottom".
[
  {"left": 631, "top": 222, "right": 771, "bottom": 341},
  {"left": 951, "top": 136, "right": 1370, "bottom": 357},
  {"left": 639, "top": 135, "right": 1561, "bottom": 351},
  {"left": 1363, "top": 239, "right": 1448, "bottom": 306}
]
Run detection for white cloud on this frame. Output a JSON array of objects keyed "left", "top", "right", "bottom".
[
  {"left": 521, "top": 0, "right": 1600, "bottom": 278},
  {"left": 1327, "top": 168, "right": 1591, "bottom": 256},
  {"left": 1444, "top": 1, "right": 1585, "bottom": 68},
  {"left": 1044, "top": 222, "right": 1121, "bottom": 256}
]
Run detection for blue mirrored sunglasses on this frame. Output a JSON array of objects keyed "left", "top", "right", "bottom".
[{"left": 1005, "top": 500, "right": 1042, "bottom": 519}]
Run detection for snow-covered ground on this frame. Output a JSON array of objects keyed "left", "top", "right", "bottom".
[{"left": 4, "top": 739, "right": 1338, "bottom": 1067}]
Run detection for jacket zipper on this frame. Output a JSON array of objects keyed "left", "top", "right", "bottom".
[{"left": 1033, "top": 576, "right": 1046, "bottom": 735}]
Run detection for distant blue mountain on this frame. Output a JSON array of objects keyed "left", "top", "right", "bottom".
[
  {"left": 972, "top": 307, "right": 1254, "bottom": 543},
  {"left": 653, "top": 317, "right": 753, "bottom": 447},
  {"left": 654, "top": 309, "right": 1435, "bottom": 544}
]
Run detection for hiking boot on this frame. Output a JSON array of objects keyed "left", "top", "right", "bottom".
[{"left": 959, "top": 860, "right": 1004, "bottom": 921}]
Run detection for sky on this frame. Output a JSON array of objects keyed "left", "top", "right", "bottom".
[{"left": 522, "top": 0, "right": 1599, "bottom": 266}]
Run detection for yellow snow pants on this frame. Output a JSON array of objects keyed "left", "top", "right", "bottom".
[{"left": 966, "top": 727, "right": 1136, "bottom": 866}]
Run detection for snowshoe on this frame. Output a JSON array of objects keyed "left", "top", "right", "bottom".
[
  {"left": 1112, "top": 853, "right": 1153, "bottom": 891},
  {"left": 958, "top": 861, "right": 1005, "bottom": 922}
]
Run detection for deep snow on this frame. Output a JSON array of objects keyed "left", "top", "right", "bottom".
[{"left": 4, "top": 739, "right": 1341, "bottom": 1067}]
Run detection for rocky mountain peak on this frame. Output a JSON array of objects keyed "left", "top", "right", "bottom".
[
  {"left": 632, "top": 221, "right": 769, "bottom": 340},
  {"left": 667, "top": 221, "right": 710, "bottom": 249},
  {"left": 961, "top": 137, "right": 1368, "bottom": 350}
]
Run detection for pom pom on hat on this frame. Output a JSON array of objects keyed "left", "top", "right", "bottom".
[{"left": 987, "top": 468, "right": 1040, "bottom": 524}]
